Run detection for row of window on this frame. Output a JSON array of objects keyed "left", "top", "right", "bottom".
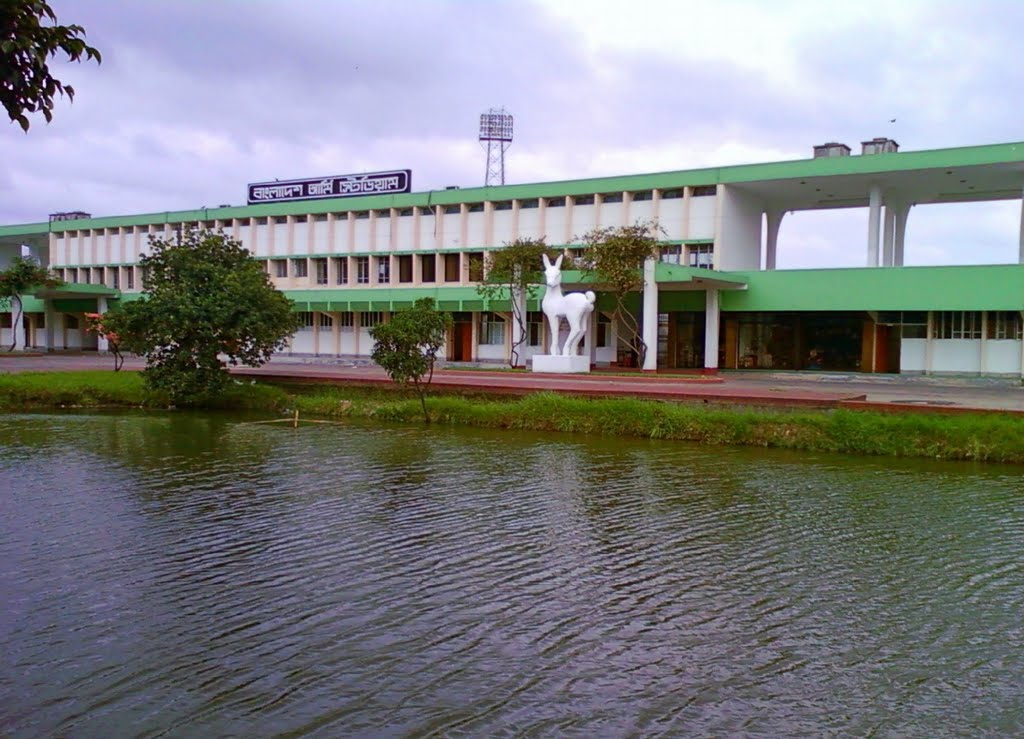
[
  {"left": 54, "top": 187, "right": 721, "bottom": 238},
  {"left": 53, "top": 266, "right": 137, "bottom": 289},
  {"left": 659, "top": 243, "right": 715, "bottom": 269},
  {"left": 269, "top": 252, "right": 485, "bottom": 285},
  {"left": 933, "top": 311, "right": 1023, "bottom": 340},
  {"left": 292, "top": 311, "right": 614, "bottom": 348}
]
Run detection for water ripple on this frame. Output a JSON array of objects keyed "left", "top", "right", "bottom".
[{"left": 2, "top": 414, "right": 1024, "bottom": 737}]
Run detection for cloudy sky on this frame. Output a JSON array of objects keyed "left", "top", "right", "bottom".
[{"left": 3, "top": 0, "right": 1023, "bottom": 268}]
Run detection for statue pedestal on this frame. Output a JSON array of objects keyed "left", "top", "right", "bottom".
[{"left": 532, "top": 354, "right": 591, "bottom": 374}]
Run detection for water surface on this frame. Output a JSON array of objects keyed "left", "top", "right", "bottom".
[{"left": 2, "top": 413, "right": 1023, "bottom": 736}]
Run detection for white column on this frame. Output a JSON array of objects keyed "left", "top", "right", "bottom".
[
  {"left": 1019, "top": 189, "right": 1024, "bottom": 264},
  {"left": 867, "top": 185, "right": 882, "bottom": 267},
  {"left": 704, "top": 288, "right": 720, "bottom": 371},
  {"left": 894, "top": 204, "right": 910, "bottom": 267},
  {"left": 980, "top": 310, "right": 988, "bottom": 375},
  {"left": 925, "top": 311, "right": 934, "bottom": 375},
  {"left": 11, "top": 296, "right": 25, "bottom": 351},
  {"left": 882, "top": 205, "right": 895, "bottom": 267},
  {"left": 765, "top": 210, "right": 784, "bottom": 270},
  {"left": 510, "top": 286, "right": 526, "bottom": 367},
  {"left": 96, "top": 296, "right": 109, "bottom": 352},
  {"left": 44, "top": 303, "right": 57, "bottom": 351},
  {"left": 641, "top": 257, "right": 658, "bottom": 371}
]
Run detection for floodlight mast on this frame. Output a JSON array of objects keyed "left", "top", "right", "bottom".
[{"left": 479, "top": 108, "right": 513, "bottom": 187}]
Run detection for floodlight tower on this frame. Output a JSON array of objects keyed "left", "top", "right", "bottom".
[{"left": 479, "top": 107, "right": 513, "bottom": 186}]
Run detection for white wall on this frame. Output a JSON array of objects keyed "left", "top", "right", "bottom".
[
  {"left": 659, "top": 197, "right": 687, "bottom": 240},
  {"left": 688, "top": 195, "right": 717, "bottom": 241},
  {"left": 545, "top": 205, "right": 569, "bottom": 243},
  {"left": 900, "top": 338, "right": 926, "bottom": 372},
  {"left": 630, "top": 199, "right": 657, "bottom": 226},
  {"left": 985, "top": 341, "right": 1021, "bottom": 374},
  {"left": 932, "top": 340, "right": 982, "bottom": 373},
  {"left": 466, "top": 212, "right": 486, "bottom": 247},
  {"left": 492, "top": 210, "right": 515, "bottom": 245},
  {"left": 290, "top": 329, "right": 316, "bottom": 354},
  {"left": 395, "top": 213, "right": 416, "bottom": 249},
  {"left": 518, "top": 208, "right": 544, "bottom": 240},
  {"left": 715, "top": 185, "right": 763, "bottom": 271}
]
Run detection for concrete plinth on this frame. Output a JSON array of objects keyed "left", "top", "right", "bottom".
[{"left": 532, "top": 354, "right": 591, "bottom": 373}]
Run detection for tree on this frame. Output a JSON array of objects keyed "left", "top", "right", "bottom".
[
  {"left": 578, "top": 221, "right": 663, "bottom": 368},
  {"left": 83, "top": 311, "right": 125, "bottom": 370},
  {"left": 370, "top": 297, "right": 452, "bottom": 423},
  {"left": 0, "top": 255, "right": 61, "bottom": 350},
  {"left": 2, "top": 0, "right": 102, "bottom": 131},
  {"left": 115, "top": 230, "right": 299, "bottom": 404},
  {"left": 475, "top": 238, "right": 553, "bottom": 368}
]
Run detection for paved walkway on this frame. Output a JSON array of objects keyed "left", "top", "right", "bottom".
[{"left": 3, "top": 353, "right": 1024, "bottom": 414}]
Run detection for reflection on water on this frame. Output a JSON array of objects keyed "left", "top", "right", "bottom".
[{"left": 1, "top": 413, "right": 1023, "bottom": 736}]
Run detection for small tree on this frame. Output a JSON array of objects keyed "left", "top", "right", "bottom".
[
  {"left": 370, "top": 298, "right": 452, "bottom": 423},
  {"left": 579, "top": 221, "right": 662, "bottom": 368},
  {"left": 84, "top": 311, "right": 125, "bottom": 370},
  {"left": 2, "top": 0, "right": 102, "bottom": 131},
  {"left": 0, "top": 256, "right": 61, "bottom": 350},
  {"left": 475, "top": 238, "right": 553, "bottom": 368},
  {"left": 116, "top": 230, "right": 300, "bottom": 404}
]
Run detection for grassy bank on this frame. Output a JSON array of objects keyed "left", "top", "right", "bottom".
[{"left": 2, "top": 371, "right": 1024, "bottom": 464}]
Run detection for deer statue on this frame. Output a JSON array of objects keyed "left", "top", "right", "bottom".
[{"left": 541, "top": 253, "right": 596, "bottom": 356}]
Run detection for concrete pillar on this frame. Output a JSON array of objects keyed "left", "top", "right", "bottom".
[
  {"left": 704, "top": 288, "right": 720, "bottom": 371},
  {"left": 510, "top": 286, "right": 526, "bottom": 367},
  {"left": 882, "top": 205, "right": 895, "bottom": 267},
  {"left": 894, "top": 204, "right": 910, "bottom": 267},
  {"left": 641, "top": 258, "right": 658, "bottom": 371},
  {"left": 867, "top": 185, "right": 882, "bottom": 267},
  {"left": 96, "top": 296, "right": 109, "bottom": 352},
  {"left": 44, "top": 303, "right": 57, "bottom": 351},
  {"left": 765, "top": 210, "right": 784, "bottom": 270},
  {"left": 980, "top": 310, "right": 988, "bottom": 375},
  {"left": 11, "top": 296, "right": 25, "bottom": 351},
  {"left": 1019, "top": 189, "right": 1024, "bottom": 264},
  {"left": 925, "top": 311, "right": 934, "bottom": 375}
]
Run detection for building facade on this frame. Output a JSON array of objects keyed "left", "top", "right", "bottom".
[{"left": 2, "top": 139, "right": 1024, "bottom": 375}]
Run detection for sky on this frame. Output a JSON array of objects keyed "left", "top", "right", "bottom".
[{"left": 2, "top": 0, "right": 1023, "bottom": 268}]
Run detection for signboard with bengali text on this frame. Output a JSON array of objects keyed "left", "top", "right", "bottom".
[{"left": 247, "top": 170, "right": 411, "bottom": 205}]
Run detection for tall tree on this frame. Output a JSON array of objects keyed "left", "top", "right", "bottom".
[
  {"left": 475, "top": 238, "right": 555, "bottom": 367},
  {"left": 0, "top": 256, "right": 61, "bottom": 350},
  {"left": 115, "top": 230, "right": 299, "bottom": 404},
  {"left": 578, "top": 221, "right": 663, "bottom": 368},
  {"left": 370, "top": 298, "right": 452, "bottom": 423},
  {"left": 2, "top": 0, "right": 102, "bottom": 131}
]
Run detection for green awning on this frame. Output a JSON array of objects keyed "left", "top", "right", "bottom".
[{"left": 53, "top": 298, "right": 98, "bottom": 313}]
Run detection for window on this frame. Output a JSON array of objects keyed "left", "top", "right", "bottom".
[
  {"left": 600, "top": 192, "right": 623, "bottom": 204},
  {"left": 597, "top": 313, "right": 612, "bottom": 348},
  {"left": 314, "top": 258, "right": 328, "bottom": 285},
  {"left": 418, "top": 207, "right": 434, "bottom": 218},
  {"left": 519, "top": 198, "right": 539, "bottom": 209},
  {"left": 297, "top": 312, "right": 315, "bottom": 331},
  {"left": 67, "top": 268, "right": 78, "bottom": 282},
  {"left": 573, "top": 195, "right": 595, "bottom": 206},
  {"left": 527, "top": 311, "right": 544, "bottom": 346},
  {"left": 478, "top": 312, "right": 505, "bottom": 345},
  {"left": 444, "top": 253, "right": 460, "bottom": 282},
  {"left": 123, "top": 266, "right": 134, "bottom": 290},
  {"left": 0, "top": 314, "right": 10, "bottom": 329},
  {"left": 64, "top": 314, "right": 80, "bottom": 329},
  {"left": 356, "top": 256, "right": 370, "bottom": 284},
  {"left": 687, "top": 243, "right": 714, "bottom": 270},
  {"left": 660, "top": 244, "right": 682, "bottom": 264},
  {"left": 333, "top": 257, "right": 349, "bottom": 285},
  {"left": 987, "top": 311, "right": 1022, "bottom": 340},
  {"left": 274, "top": 216, "right": 288, "bottom": 224},
  {"left": 274, "top": 259, "right": 288, "bottom": 278},
  {"left": 314, "top": 213, "right": 328, "bottom": 222},
  {"left": 493, "top": 201, "right": 513, "bottom": 211},
  {"left": 546, "top": 197, "right": 566, "bottom": 207},
  {"left": 398, "top": 254, "right": 413, "bottom": 283},
  {"left": 376, "top": 256, "right": 390, "bottom": 284},
  {"left": 443, "top": 204, "right": 460, "bottom": 214},
  {"left": 631, "top": 191, "right": 653, "bottom": 201},
  {"left": 110, "top": 267, "right": 120, "bottom": 289},
  {"left": 355, "top": 211, "right": 370, "bottom": 219},
  {"left": 292, "top": 258, "right": 309, "bottom": 278},
  {"left": 421, "top": 254, "right": 436, "bottom": 282},
  {"left": 936, "top": 311, "right": 983, "bottom": 339},
  {"left": 467, "top": 203, "right": 484, "bottom": 213},
  {"left": 318, "top": 312, "right": 333, "bottom": 329},
  {"left": 361, "top": 311, "right": 383, "bottom": 328},
  {"left": 661, "top": 189, "right": 685, "bottom": 199},
  {"left": 398, "top": 208, "right": 414, "bottom": 217},
  {"left": 339, "top": 312, "right": 355, "bottom": 331},
  {"left": 692, "top": 185, "right": 717, "bottom": 197},
  {"left": 467, "top": 252, "right": 485, "bottom": 282}
]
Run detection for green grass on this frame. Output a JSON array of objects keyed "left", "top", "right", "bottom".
[{"left": 3, "top": 370, "right": 1024, "bottom": 464}]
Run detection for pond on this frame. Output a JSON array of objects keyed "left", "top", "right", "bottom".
[{"left": 1, "top": 413, "right": 1022, "bottom": 736}]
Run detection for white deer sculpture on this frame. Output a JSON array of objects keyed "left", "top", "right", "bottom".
[{"left": 541, "top": 253, "right": 596, "bottom": 356}]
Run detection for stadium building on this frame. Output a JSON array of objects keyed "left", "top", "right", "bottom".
[{"left": 2, "top": 138, "right": 1024, "bottom": 375}]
